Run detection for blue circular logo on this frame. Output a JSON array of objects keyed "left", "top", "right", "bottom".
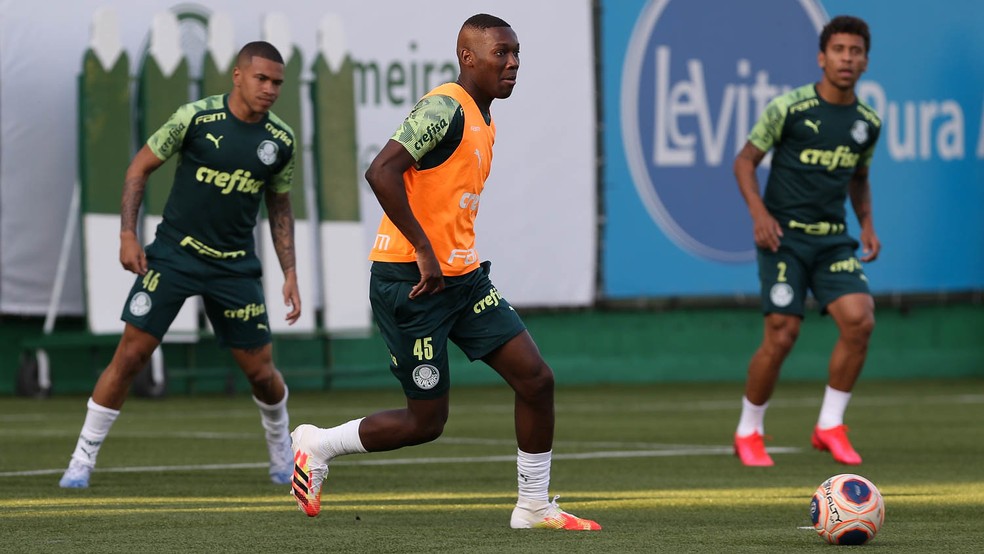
[
  {"left": 621, "top": 0, "right": 826, "bottom": 262},
  {"left": 841, "top": 478, "right": 873, "bottom": 504}
]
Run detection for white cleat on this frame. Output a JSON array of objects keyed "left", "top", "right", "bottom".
[
  {"left": 59, "top": 459, "right": 93, "bottom": 489},
  {"left": 267, "top": 433, "right": 294, "bottom": 485},
  {"left": 289, "top": 424, "right": 329, "bottom": 517},
  {"left": 510, "top": 496, "right": 601, "bottom": 530}
]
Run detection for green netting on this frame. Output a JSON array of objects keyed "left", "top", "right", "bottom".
[
  {"left": 78, "top": 50, "right": 132, "bottom": 215},
  {"left": 310, "top": 54, "right": 360, "bottom": 222},
  {"left": 276, "top": 47, "right": 306, "bottom": 213},
  {"left": 200, "top": 53, "right": 233, "bottom": 99},
  {"left": 137, "top": 56, "right": 189, "bottom": 216}
]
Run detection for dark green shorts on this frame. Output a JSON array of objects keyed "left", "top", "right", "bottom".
[
  {"left": 120, "top": 238, "right": 271, "bottom": 349},
  {"left": 369, "top": 261, "right": 526, "bottom": 399},
  {"left": 757, "top": 229, "right": 870, "bottom": 316}
]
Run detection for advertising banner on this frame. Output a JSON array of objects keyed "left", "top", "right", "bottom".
[
  {"left": 0, "top": 0, "right": 597, "bottom": 316},
  {"left": 603, "top": 0, "right": 984, "bottom": 298}
]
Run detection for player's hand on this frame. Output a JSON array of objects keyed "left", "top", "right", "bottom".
[
  {"left": 119, "top": 231, "right": 148, "bottom": 275},
  {"left": 410, "top": 248, "right": 444, "bottom": 298},
  {"left": 282, "top": 269, "right": 301, "bottom": 325},
  {"left": 752, "top": 211, "right": 783, "bottom": 253},
  {"left": 859, "top": 226, "right": 880, "bottom": 262}
]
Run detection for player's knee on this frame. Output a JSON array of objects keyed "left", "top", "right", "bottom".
[
  {"left": 112, "top": 344, "right": 153, "bottom": 376},
  {"left": 515, "top": 361, "right": 554, "bottom": 403},
  {"left": 844, "top": 311, "right": 875, "bottom": 344},
  {"left": 245, "top": 365, "right": 280, "bottom": 390},
  {"left": 764, "top": 318, "right": 800, "bottom": 354},
  {"left": 412, "top": 417, "right": 446, "bottom": 444},
  {"left": 858, "top": 312, "right": 875, "bottom": 337},
  {"left": 774, "top": 330, "right": 799, "bottom": 353}
]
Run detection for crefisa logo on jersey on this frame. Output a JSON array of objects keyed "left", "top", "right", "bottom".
[{"left": 621, "top": 0, "right": 826, "bottom": 262}]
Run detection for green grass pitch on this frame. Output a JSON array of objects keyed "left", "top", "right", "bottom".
[{"left": 1, "top": 379, "right": 982, "bottom": 553}]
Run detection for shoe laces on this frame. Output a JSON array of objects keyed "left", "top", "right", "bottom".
[
  {"left": 542, "top": 495, "right": 565, "bottom": 517},
  {"left": 63, "top": 459, "right": 93, "bottom": 480},
  {"left": 307, "top": 461, "right": 328, "bottom": 492},
  {"left": 540, "top": 495, "right": 600, "bottom": 530}
]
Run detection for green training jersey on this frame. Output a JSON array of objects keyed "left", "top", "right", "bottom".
[
  {"left": 391, "top": 93, "right": 469, "bottom": 169},
  {"left": 748, "top": 84, "right": 880, "bottom": 226},
  {"left": 146, "top": 94, "right": 295, "bottom": 260}
]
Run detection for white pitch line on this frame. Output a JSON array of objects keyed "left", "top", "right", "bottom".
[
  {"left": 0, "top": 430, "right": 259, "bottom": 440},
  {"left": 0, "top": 430, "right": 758, "bottom": 453},
  {"left": 2, "top": 393, "right": 981, "bottom": 424},
  {"left": 0, "top": 446, "right": 801, "bottom": 478}
]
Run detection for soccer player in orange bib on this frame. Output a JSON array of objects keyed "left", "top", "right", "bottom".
[{"left": 289, "top": 14, "right": 600, "bottom": 530}]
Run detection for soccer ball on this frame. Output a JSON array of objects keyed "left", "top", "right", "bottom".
[{"left": 810, "top": 473, "right": 885, "bottom": 545}]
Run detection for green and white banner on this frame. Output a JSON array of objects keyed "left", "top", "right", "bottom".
[
  {"left": 76, "top": 7, "right": 135, "bottom": 334},
  {"left": 310, "top": 14, "right": 370, "bottom": 333},
  {"left": 256, "top": 14, "right": 319, "bottom": 333},
  {"left": 0, "top": 1, "right": 597, "bottom": 322},
  {"left": 136, "top": 11, "right": 199, "bottom": 337}
]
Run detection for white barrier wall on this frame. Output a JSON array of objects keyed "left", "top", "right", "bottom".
[{"left": 0, "top": 0, "right": 597, "bottom": 317}]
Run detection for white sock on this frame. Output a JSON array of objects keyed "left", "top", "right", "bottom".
[
  {"left": 253, "top": 386, "right": 289, "bottom": 440},
  {"left": 817, "top": 385, "right": 852, "bottom": 429},
  {"left": 317, "top": 418, "right": 367, "bottom": 460},
  {"left": 70, "top": 398, "right": 120, "bottom": 467},
  {"left": 736, "top": 396, "right": 768, "bottom": 437},
  {"left": 516, "top": 449, "right": 551, "bottom": 505}
]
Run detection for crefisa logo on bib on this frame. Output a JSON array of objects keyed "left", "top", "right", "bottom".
[{"left": 621, "top": 0, "right": 826, "bottom": 262}]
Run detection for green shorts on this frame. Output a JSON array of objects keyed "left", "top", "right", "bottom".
[
  {"left": 369, "top": 261, "right": 526, "bottom": 399},
  {"left": 757, "top": 229, "right": 870, "bottom": 316},
  {"left": 120, "top": 238, "right": 271, "bottom": 349}
]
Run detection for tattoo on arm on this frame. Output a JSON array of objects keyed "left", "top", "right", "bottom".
[
  {"left": 120, "top": 175, "right": 148, "bottom": 234},
  {"left": 265, "top": 190, "right": 296, "bottom": 273}
]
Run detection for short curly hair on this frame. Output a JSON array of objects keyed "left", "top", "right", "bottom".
[{"left": 820, "top": 15, "right": 870, "bottom": 54}]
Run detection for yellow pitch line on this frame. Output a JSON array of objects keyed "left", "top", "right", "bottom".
[{"left": 3, "top": 483, "right": 983, "bottom": 518}]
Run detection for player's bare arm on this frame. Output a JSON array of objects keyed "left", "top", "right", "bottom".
[
  {"left": 849, "top": 165, "right": 880, "bottom": 262},
  {"left": 365, "top": 139, "right": 444, "bottom": 298},
  {"left": 265, "top": 188, "right": 301, "bottom": 323},
  {"left": 119, "top": 145, "right": 164, "bottom": 275},
  {"left": 734, "top": 141, "right": 782, "bottom": 252}
]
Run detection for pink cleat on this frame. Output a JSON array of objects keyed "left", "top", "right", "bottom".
[
  {"left": 734, "top": 432, "right": 774, "bottom": 467},
  {"left": 812, "top": 425, "right": 862, "bottom": 465},
  {"left": 510, "top": 496, "right": 601, "bottom": 530}
]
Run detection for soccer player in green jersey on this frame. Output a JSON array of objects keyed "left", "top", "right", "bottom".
[
  {"left": 60, "top": 41, "right": 300, "bottom": 488},
  {"left": 732, "top": 16, "right": 881, "bottom": 467}
]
